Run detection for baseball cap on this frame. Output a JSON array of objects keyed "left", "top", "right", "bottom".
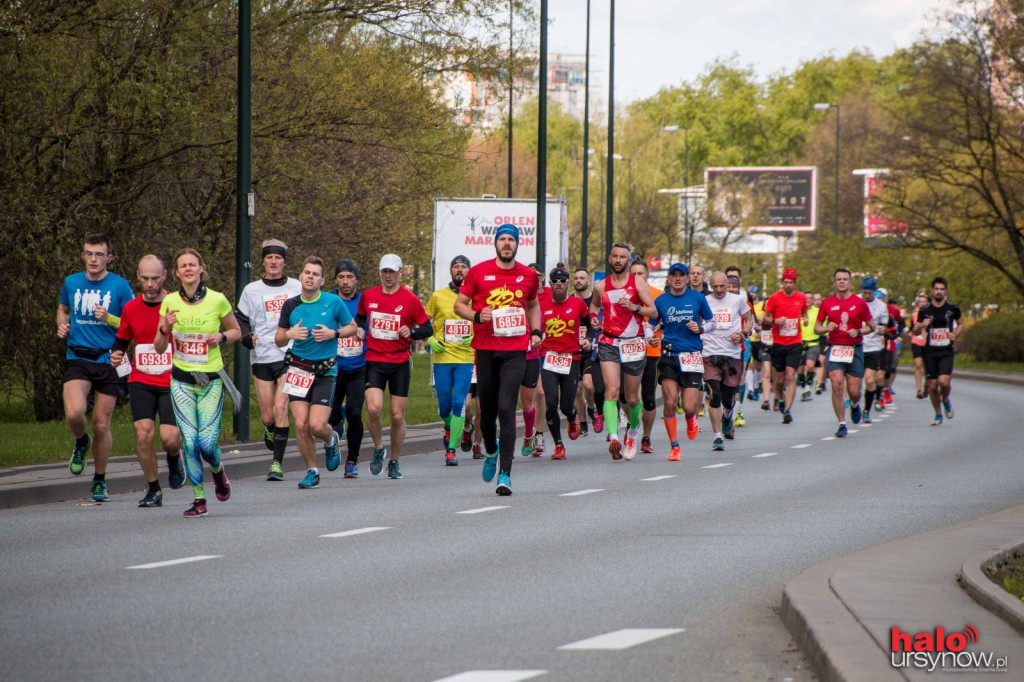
[
  {"left": 379, "top": 254, "right": 403, "bottom": 272},
  {"left": 668, "top": 262, "right": 689, "bottom": 275},
  {"left": 876, "top": 287, "right": 888, "bottom": 299},
  {"left": 747, "top": 285, "right": 759, "bottom": 295},
  {"left": 782, "top": 267, "right": 798, "bottom": 282},
  {"left": 450, "top": 255, "right": 471, "bottom": 269},
  {"left": 861, "top": 276, "right": 877, "bottom": 291},
  {"left": 549, "top": 266, "right": 570, "bottom": 282}
]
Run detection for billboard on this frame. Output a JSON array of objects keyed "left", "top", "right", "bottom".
[
  {"left": 431, "top": 197, "right": 567, "bottom": 292},
  {"left": 853, "top": 169, "right": 908, "bottom": 238},
  {"left": 705, "top": 167, "right": 817, "bottom": 231}
]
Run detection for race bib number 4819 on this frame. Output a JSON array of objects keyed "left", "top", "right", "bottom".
[{"left": 444, "top": 319, "right": 471, "bottom": 344}]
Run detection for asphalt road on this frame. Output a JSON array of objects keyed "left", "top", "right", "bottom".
[{"left": 2, "top": 374, "right": 1022, "bottom": 682}]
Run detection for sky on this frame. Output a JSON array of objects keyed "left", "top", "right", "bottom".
[{"left": 544, "top": 0, "right": 948, "bottom": 101}]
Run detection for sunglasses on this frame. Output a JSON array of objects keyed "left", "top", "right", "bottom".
[{"left": 550, "top": 277, "right": 569, "bottom": 284}]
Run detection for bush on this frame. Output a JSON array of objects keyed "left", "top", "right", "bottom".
[{"left": 958, "top": 313, "right": 1024, "bottom": 362}]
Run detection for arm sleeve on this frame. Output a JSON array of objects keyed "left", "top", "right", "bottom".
[
  {"left": 355, "top": 314, "right": 367, "bottom": 328},
  {"left": 235, "top": 308, "right": 254, "bottom": 348},
  {"left": 410, "top": 321, "right": 434, "bottom": 341},
  {"left": 112, "top": 336, "right": 131, "bottom": 353}
]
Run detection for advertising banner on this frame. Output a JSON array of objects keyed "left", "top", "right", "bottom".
[{"left": 705, "top": 167, "right": 817, "bottom": 231}]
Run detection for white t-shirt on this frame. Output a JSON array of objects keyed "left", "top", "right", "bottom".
[
  {"left": 237, "top": 278, "right": 303, "bottom": 365},
  {"left": 701, "top": 292, "right": 750, "bottom": 359},
  {"left": 862, "top": 297, "right": 889, "bottom": 353}
]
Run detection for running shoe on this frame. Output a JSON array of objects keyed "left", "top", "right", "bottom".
[
  {"left": 333, "top": 419, "right": 345, "bottom": 441},
  {"left": 579, "top": 421, "right": 589, "bottom": 437},
  {"left": 735, "top": 411, "right": 746, "bottom": 427},
  {"left": 850, "top": 404, "right": 862, "bottom": 425},
  {"left": 298, "top": 469, "right": 320, "bottom": 489},
  {"left": 91, "top": 480, "right": 109, "bottom": 502},
  {"left": 931, "top": 414, "right": 943, "bottom": 426},
  {"left": 761, "top": 401, "right": 770, "bottom": 411},
  {"left": 863, "top": 412, "right": 872, "bottom": 424},
  {"left": 138, "top": 488, "right": 162, "bottom": 508},
  {"left": 552, "top": 443, "right": 566, "bottom": 460},
  {"left": 801, "top": 390, "right": 811, "bottom": 402},
  {"left": 495, "top": 471, "right": 512, "bottom": 496},
  {"left": 712, "top": 437, "right": 725, "bottom": 451},
  {"left": 668, "top": 445, "right": 682, "bottom": 461},
  {"left": 782, "top": 411, "right": 793, "bottom": 425},
  {"left": 593, "top": 413, "right": 605, "bottom": 434},
  {"left": 623, "top": 428, "right": 638, "bottom": 461},
  {"left": 520, "top": 435, "right": 534, "bottom": 457},
  {"left": 916, "top": 389, "right": 926, "bottom": 400},
  {"left": 183, "top": 499, "right": 208, "bottom": 517},
  {"left": 844, "top": 398, "right": 850, "bottom": 408},
  {"left": 835, "top": 423, "right": 848, "bottom": 438},
  {"left": 773, "top": 399, "right": 781, "bottom": 412},
  {"left": 387, "top": 460, "right": 402, "bottom": 479},
  {"left": 267, "top": 460, "right": 284, "bottom": 481},
  {"left": 725, "top": 424, "right": 736, "bottom": 440},
  {"left": 167, "top": 455, "right": 186, "bottom": 489},
  {"left": 943, "top": 400, "right": 954, "bottom": 419},
  {"left": 722, "top": 413, "right": 734, "bottom": 436},
  {"left": 460, "top": 428, "right": 473, "bottom": 452},
  {"left": 212, "top": 467, "right": 231, "bottom": 501},
  {"left": 344, "top": 461, "right": 358, "bottom": 478},
  {"left": 481, "top": 453, "right": 498, "bottom": 482},
  {"left": 263, "top": 426, "right": 274, "bottom": 451},
  {"left": 442, "top": 428, "right": 450, "bottom": 451},
  {"left": 640, "top": 436, "right": 654, "bottom": 453},
  {"left": 472, "top": 443, "right": 484, "bottom": 460},
  {"left": 608, "top": 437, "right": 623, "bottom": 460},
  {"left": 686, "top": 416, "right": 699, "bottom": 440},
  {"left": 875, "top": 399, "right": 885, "bottom": 411},
  {"left": 698, "top": 403, "right": 706, "bottom": 417},
  {"left": 815, "top": 385, "right": 824, "bottom": 395},
  {"left": 750, "top": 389, "right": 760, "bottom": 402},
  {"left": 445, "top": 449, "right": 459, "bottom": 467},
  {"left": 370, "top": 447, "right": 387, "bottom": 476},
  {"left": 69, "top": 434, "right": 91, "bottom": 476},
  {"left": 532, "top": 433, "right": 545, "bottom": 456},
  {"left": 325, "top": 432, "right": 340, "bottom": 472},
  {"left": 568, "top": 418, "right": 581, "bottom": 441},
  {"left": 884, "top": 388, "right": 893, "bottom": 404}
]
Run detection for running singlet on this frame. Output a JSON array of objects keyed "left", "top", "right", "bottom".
[
  {"left": 236, "top": 277, "right": 302, "bottom": 365},
  {"left": 426, "top": 285, "right": 474, "bottom": 365},
  {"left": 160, "top": 290, "right": 233, "bottom": 372},
  {"left": 278, "top": 291, "right": 354, "bottom": 369},
  {"left": 910, "top": 310, "right": 926, "bottom": 347},
  {"left": 541, "top": 296, "right": 590, "bottom": 361},
  {"left": 862, "top": 298, "right": 889, "bottom": 353},
  {"left": 764, "top": 290, "right": 808, "bottom": 346},
  {"left": 816, "top": 294, "right": 873, "bottom": 347},
  {"left": 116, "top": 295, "right": 172, "bottom": 387},
  {"left": 701, "top": 292, "right": 749, "bottom": 359},
  {"left": 461, "top": 260, "right": 540, "bottom": 352},
  {"left": 918, "top": 301, "right": 961, "bottom": 351},
  {"left": 334, "top": 292, "right": 365, "bottom": 370},
  {"left": 600, "top": 273, "right": 643, "bottom": 341},
  {"left": 60, "top": 270, "right": 135, "bottom": 362},
  {"left": 802, "top": 306, "right": 820, "bottom": 343},
  {"left": 751, "top": 300, "right": 767, "bottom": 344},
  {"left": 357, "top": 285, "right": 429, "bottom": 363},
  {"left": 645, "top": 286, "right": 664, "bottom": 357},
  {"left": 650, "top": 289, "right": 714, "bottom": 353}
]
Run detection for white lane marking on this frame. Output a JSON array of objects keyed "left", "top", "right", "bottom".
[
  {"left": 560, "top": 489, "right": 605, "bottom": 497},
  {"left": 641, "top": 475, "right": 677, "bottom": 481},
  {"left": 791, "top": 444, "right": 812, "bottom": 449},
  {"left": 847, "top": 429, "right": 859, "bottom": 433},
  {"left": 559, "top": 628, "right": 686, "bottom": 650},
  {"left": 127, "top": 555, "right": 222, "bottom": 570},
  {"left": 821, "top": 436, "right": 836, "bottom": 441},
  {"left": 753, "top": 452, "right": 778, "bottom": 458},
  {"left": 320, "top": 527, "right": 391, "bottom": 538},
  {"left": 457, "top": 506, "right": 510, "bottom": 515},
  {"left": 431, "top": 671, "right": 546, "bottom": 682},
  {"left": 702, "top": 463, "right": 733, "bottom": 469}
]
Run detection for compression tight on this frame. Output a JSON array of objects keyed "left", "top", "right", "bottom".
[
  {"left": 170, "top": 378, "right": 224, "bottom": 497},
  {"left": 475, "top": 350, "right": 527, "bottom": 473},
  {"left": 541, "top": 361, "right": 580, "bottom": 444}
]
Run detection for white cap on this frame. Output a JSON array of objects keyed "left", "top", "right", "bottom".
[
  {"left": 379, "top": 254, "right": 403, "bottom": 272},
  {"left": 876, "top": 287, "right": 888, "bottom": 299}
]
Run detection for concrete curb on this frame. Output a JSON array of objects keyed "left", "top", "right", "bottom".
[
  {"left": 959, "top": 541, "right": 1024, "bottom": 637},
  {"left": 953, "top": 368, "right": 1024, "bottom": 387}
]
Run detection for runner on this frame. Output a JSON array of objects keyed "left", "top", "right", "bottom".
[
  {"left": 539, "top": 265, "right": 592, "bottom": 459},
  {"left": 235, "top": 239, "right": 302, "bottom": 481},
  {"left": 520, "top": 263, "right": 549, "bottom": 457},
  {"left": 110, "top": 255, "right": 184, "bottom": 507},
  {"left": 911, "top": 277, "right": 962, "bottom": 426},
  {"left": 58, "top": 233, "right": 135, "bottom": 502},
  {"left": 877, "top": 288, "right": 904, "bottom": 406},
  {"left": 762, "top": 268, "right": 809, "bottom": 424},
  {"left": 689, "top": 264, "right": 711, "bottom": 295},
  {"left": 799, "top": 290, "right": 821, "bottom": 402},
  {"left": 357, "top": 254, "right": 433, "bottom": 479},
  {"left": 630, "top": 259, "right": 663, "bottom": 454},
  {"left": 701, "top": 272, "right": 752, "bottom": 451},
  {"left": 725, "top": 271, "right": 748, "bottom": 427},
  {"left": 649, "top": 263, "right": 715, "bottom": 461},
  {"left": 909, "top": 292, "right": 930, "bottom": 399},
  {"left": 328, "top": 258, "right": 367, "bottom": 478},
  {"left": 811, "top": 292, "right": 828, "bottom": 394},
  {"left": 454, "top": 224, "right": 542, "bottom": 495},
  {"left": 154, "top": 248, "right": 241, "bottom": 516},
  {"left": 814, "top": 267, "right": 876, "bottom": 438},
  {"left": 426, "top": 255, "right": 475, "bottom": 466},
  {"left": 589, "top": 242, "right": 657, "bottom": 460},
  {"left": 573, "top": 268, "right": 601, "bottom": 435},
  {"left": 858, "top": 276, "right": 889, "bottom": 424},
  {"left": 275, "top": 256, "right": 358, "bottom": 489},
  {"left": 744, "top": 285, "right": 765, "bottom": 407}
]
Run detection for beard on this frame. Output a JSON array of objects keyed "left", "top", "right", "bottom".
[
  {"left": 497, "top": 245, "right": 518, "bottom": 264},
  {"left": 610, "top": 260, "right": 628, "bottom": 275},
  {"left": 451, "top": 275, "right": 465, "bottom": 287}
]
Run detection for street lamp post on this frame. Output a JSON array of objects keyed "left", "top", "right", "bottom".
[
  {"left": 605, "top": 0, "right": 615, "bottom": 257},
  {"left": 581, "top": 0, "right": 591, "bottom": 270},
  {"left": 814, "top": 102, "right": 840, "bottom": 236}
]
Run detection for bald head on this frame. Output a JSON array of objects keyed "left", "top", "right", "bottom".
[
  {"left": 709, "top": 271, "right": 729, "bottom": 298},
  {"left": 138, "top": 254, "right": 164, "bottom": 272},
  {"left": 137, "top": 254, "right": 168, "bottom": 301}
]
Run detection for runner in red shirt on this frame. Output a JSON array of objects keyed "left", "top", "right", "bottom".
[
  {"left": 454, "top": 224, "right": 542, "bottom": 496},
  {"left": 761, "top": 267, "right": 809, "bottom": 424},
  {"left": 814, "top": 267, "right": 877, "bottom": 438},
  {"left": 110, "top": 255, "right": 185, "bottom": 507},
  {"left": 519, "top": 264, "right": 551, "bottom": 458},
  {"left": 356, "top": 254, "right": 433, "bottom": 480}
]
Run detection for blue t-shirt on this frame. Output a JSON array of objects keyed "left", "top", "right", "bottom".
[
  {"left": 277, "top": 291, "right": 353, "bottom": 374},
  {"left": 59, "top": 271, "right": 135, "bottom": 362},
  {"left": 651, "top": 289, "right": 714, "bottom": 354},
  {"left": 334, "top": 291, "right": 366, "bottom": 371}
]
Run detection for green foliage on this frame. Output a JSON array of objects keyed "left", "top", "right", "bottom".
[{"left": 958, "top": 313, "right": 1024, "bottom": 363}]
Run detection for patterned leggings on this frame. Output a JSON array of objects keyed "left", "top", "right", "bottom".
[{"left": 170, "top": 378, "right": 224, "bottom": 488}]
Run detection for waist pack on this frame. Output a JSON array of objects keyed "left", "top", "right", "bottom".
[
  {"left": 70, "top": 345, "right": 107, "bottom": 360},
  {"left": 285, "top": 350, "right": 335, "bottom": 377}
]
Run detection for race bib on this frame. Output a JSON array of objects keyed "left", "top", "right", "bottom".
[
  {"left": 761, "top": 329, "right": 773, "bottom": 346},
  {"left": 172, "top": 332, "right": 208, "bottom": 364},
  {"left": 336, "top": 335, "right": 364, "bottom": 358},
  {"left": 830, "top": 345, "right": 855, "bottom": 363},
  {"left": 444, "top": 318, "right": 471, "bottom": 344},
  {"left": 713, "top": 307, "right": 732, "bottom": 324},
  {"left": 543, "top": 350, "right": 573, "bottom": 375},
  {"left": 115, "top": 359, "right": 132, "bottom": 378},
  {"left": 779, "top": 318, "right": 799, "bottom": 337},
  {"left": 618, "top": 337, "right": 646, "bottom": 363},
  {"left": 370, "top": 312, "right": 400, "bottom": 340},
  {"left": 134, "top": 343, "right": 172, "bottom": 375},
  {"left": 281, "top": 366, "right": 314, "bottom": 397},
  {"left": 677, "top": 351, "right": 704, "bottom": 374},
  {"left": 929, "top": 328, "right": 951, "bottom": 347},
  {"left": 492, "top": 307, "right": 527, "bottom": 337},
  {"left": 262, "top": 293, "right": 289, "bottom": 322}
]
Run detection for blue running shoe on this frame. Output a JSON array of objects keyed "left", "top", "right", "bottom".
[
  {"left": 481, "top": 453, "right": 498, "bottom": 483},
  {"left": 835, "top": 423, "right": 848, "bottom": 438},
  {"left": 387, "top": 460, "right": 402, "bottom": 480},
  {"left": 325, "top": 432, "right": 340, "bottom": 472},
  {"left": 370, "top": 447, "right": 387, "bottom": 476},
  {"left": 844, "top": 398, "right": 850, "bottom": 408},
  {"left": 495, "top": 471, "right": 512, "bottom": 496},
  {"left": 850, "top": 404, "right": 862, "bottom": 425},
  {"left": 69, "top": 434, "right": 91, "bottom": 476},
  {"left": 931, "top": 414, "right": 943, "bottom": 426},
  {"left": 722, "top": 413, "right": 734, "bottom": 437},
  {"left": 91, "top": 480, "right": 109, "bottom": 502},
  {"left": 298, "top": 469, "right": 320, "bottom": 489},
  {"left": 943, "top": 400, "right": 954, "bottom": 419},
  {"left": 344, "top": 461, "right": 358, "bottom": 478}
]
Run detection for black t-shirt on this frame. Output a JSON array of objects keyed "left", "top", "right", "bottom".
[{"left": 918, "top": 301, "right": 961, "bottom": 351}]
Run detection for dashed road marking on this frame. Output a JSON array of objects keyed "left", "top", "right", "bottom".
[
  {"left": 320, "top": 527, "right": 391, "bottom": 538},
  {"left": 457, "top": 506, "right": 510, "bottom": 515},
  {"left": 821, "top": 436, "right": 836, "bottom": 441},
  {"left": 127, "top": 555, "right": 222, "bottom": 570},
  {"left": 559, "top": 628, "right": 686, "bottom": 650},
  {"left": 702, "top": 463, "right": 733, "bottom": 469},
  {"left": 753, "top": 452, "right": 778, "bottom": 457},
  {"left": 641, "top": 475, "right": 677, "bottom": 481},
  {"left": 431, "top": 671, "right": 547, "bottom": 682},
  {"left": 791, "top": 444, "right": 812, "bottom": 449},
  {"left": 560, "top": 489, "right": 605, "bottom": 497}
]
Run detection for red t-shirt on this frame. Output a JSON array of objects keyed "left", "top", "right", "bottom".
[
  {"left": 461, "top": 259, "right": 540, "bottom": 352},
  {"left": 816, "top": 294, "right": 873, "bottom": 346},
  {"left": 357, "top": 286, "right": 429, "bottom": 363},
  {"left": 541, "top": 295, "right": 590, "bottom": 360},
  {"left": 764, "top": 290, "right": 808, "bottom": 346},
  {"left": 116, "top": 294, "right": 173, "bottom": 387}
]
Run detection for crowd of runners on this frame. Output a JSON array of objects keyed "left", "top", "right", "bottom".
[{"left": 58, "top": 230, "right": 964, "bottom": 514}]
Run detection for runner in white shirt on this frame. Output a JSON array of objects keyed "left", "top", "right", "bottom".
[
  {"left": 858, "top": 276, "right": 889, "bottom": 425},
  {"left": 701, "top": 272, "right": 753, "bottom": 451}
]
